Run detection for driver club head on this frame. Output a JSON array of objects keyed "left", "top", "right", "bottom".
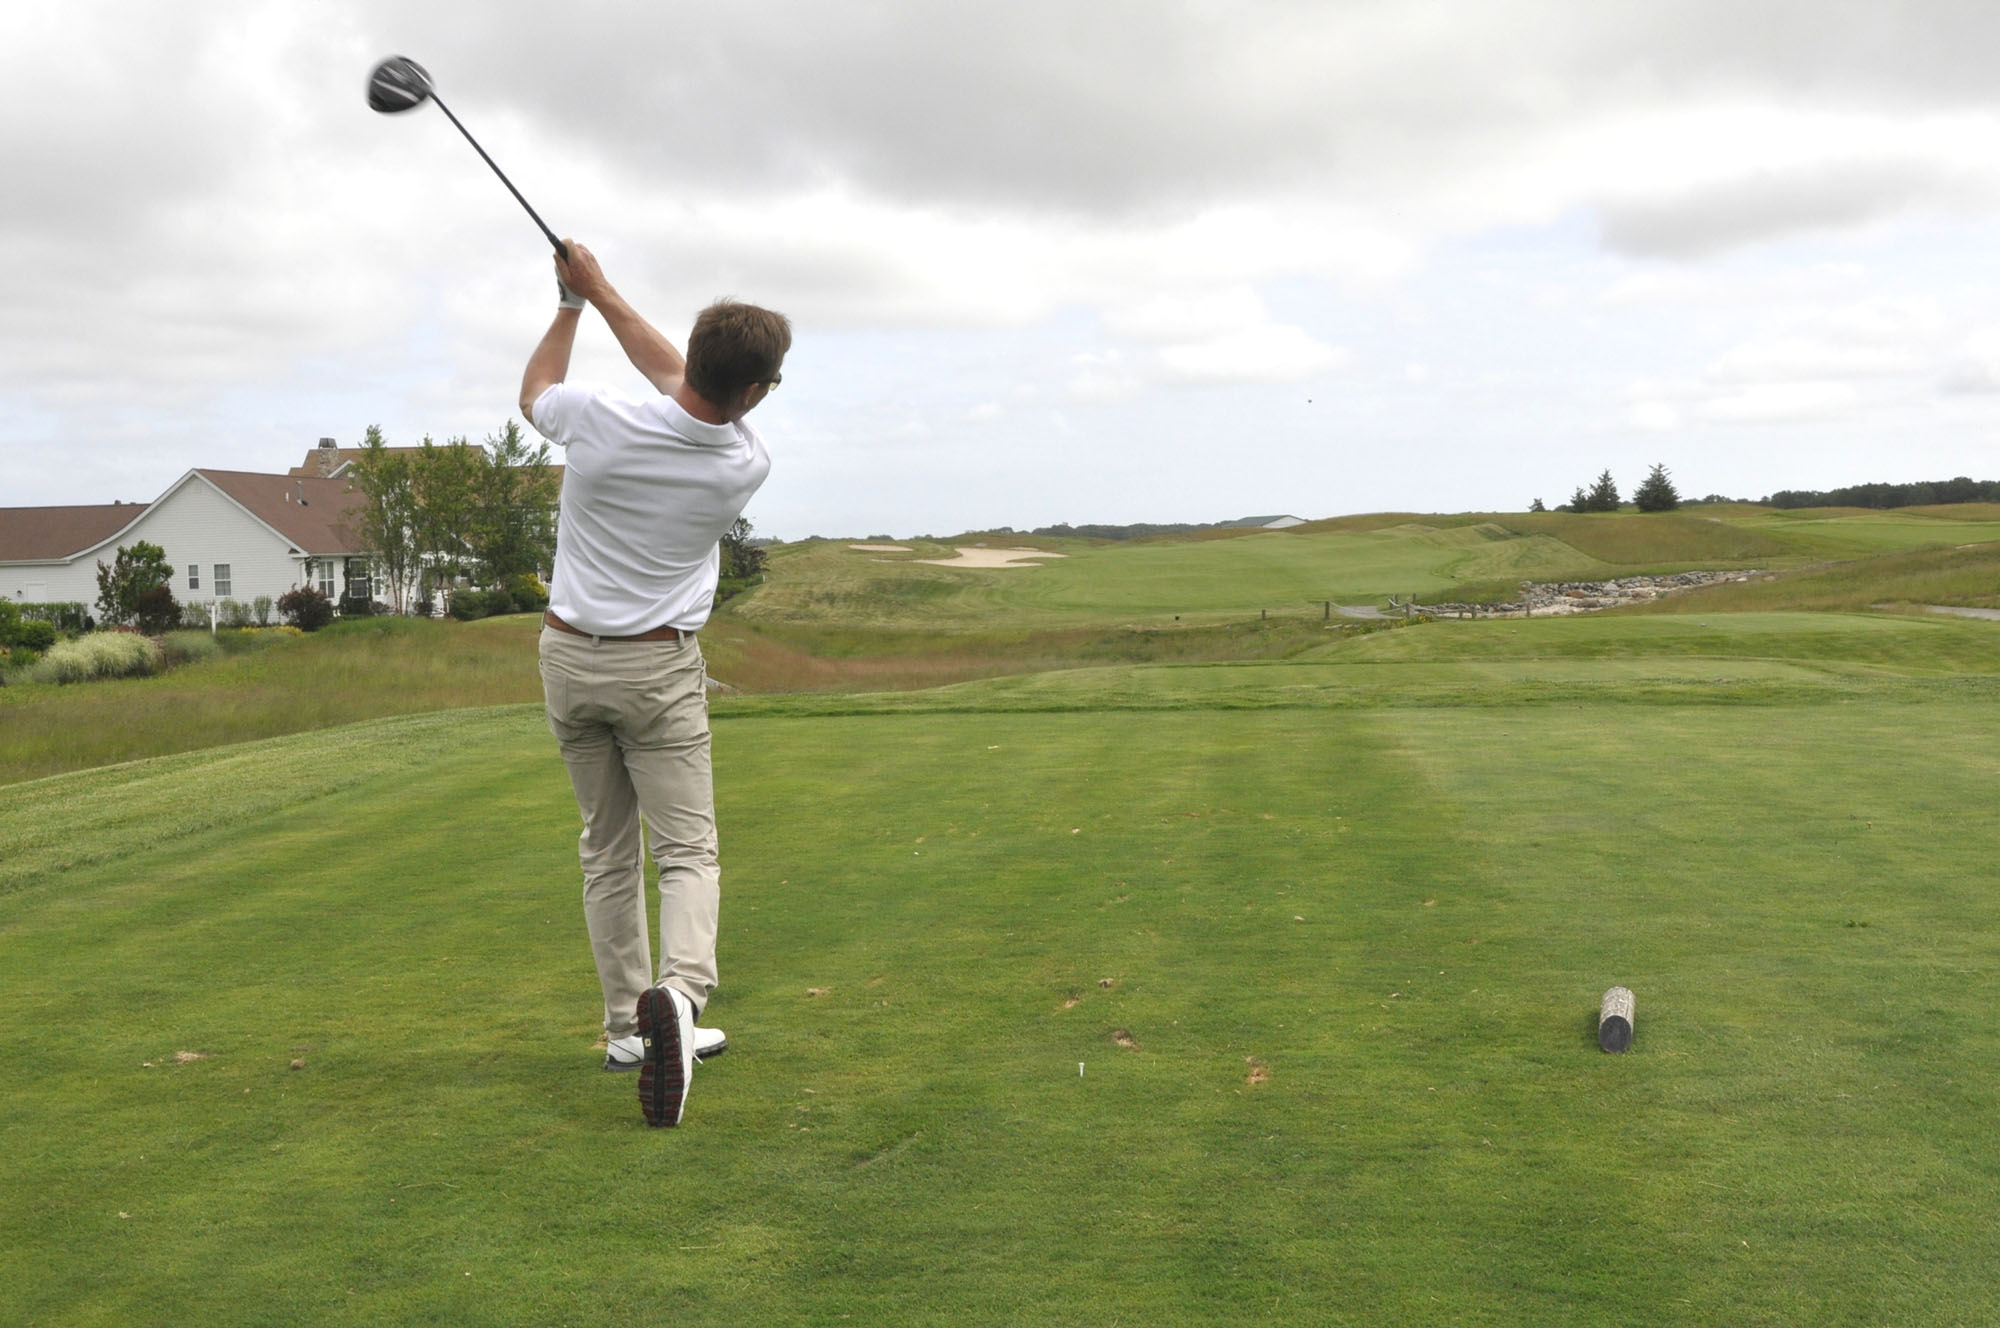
[{"left": 367, "top": 56, "right": 433, "bottom": 114}]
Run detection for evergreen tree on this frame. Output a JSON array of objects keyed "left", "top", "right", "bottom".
[
  {"left": 1585, "top": 469, "right": 1621, "bottom": 512},
  {"left": 1632, "top": 462, "right": 1681, "bottom": 512},
  {"left": 1566, "top": 486, "right": 1591, "bottom": 514},
  {"left": 1528, "top": 497, "right": 1547, "bottom": 513}
]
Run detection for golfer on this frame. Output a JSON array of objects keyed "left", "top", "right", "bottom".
[{"left": 521, "top": 240, "right": 789, "bottom": 1128}]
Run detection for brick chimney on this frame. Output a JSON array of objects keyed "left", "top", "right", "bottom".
[{"left": 315, "top": 437, "right": 339, "bottom": 476}]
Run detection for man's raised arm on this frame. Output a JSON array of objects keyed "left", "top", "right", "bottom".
[
  {"left": 554, "top": 240, "right": 687, "bottom": 397},
  {"left": 520, "top": 303, "right": 581, "bottom": 424}
]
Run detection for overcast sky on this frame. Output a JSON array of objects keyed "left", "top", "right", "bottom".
[{"left": 7, "top": 1, "right": 2000, "bottom": 538}]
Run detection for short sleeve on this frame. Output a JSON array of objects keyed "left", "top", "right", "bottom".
[{"left": 529, "top": 382, "right": 583, "bottom": 445}]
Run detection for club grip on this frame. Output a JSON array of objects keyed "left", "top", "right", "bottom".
[{"left": 552, "top": 237, "right": 570, "bottom": 262}]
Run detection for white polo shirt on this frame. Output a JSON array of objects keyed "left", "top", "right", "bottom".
[{"left": 530, "top": 383, "right": 771, "bottom": 635}]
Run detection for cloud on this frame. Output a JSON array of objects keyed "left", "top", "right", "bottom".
[
  {"left": 1939, "top": 330, "right": 2000, "bottom": 395},
  {"left": 1096, "top": 285, "right": 1346, "bottom": 386},
  {"left": 1065, "top": 351, "right": 1143, "bottom": 405},
  {"left": 1708, "top": 335, "right": 1928, "bottom": 383},
  {"left": 1598, "top": 157, "right": 1980, "bottom": 258},
  {"left": 13, "top": 0, "right": 2000, "bottom": 518},
  {"left": 1629, "top": 401, "right": 1680, "bottom": 431},
  {"left": 1700, "top": 382, "right": 1860, "bottom": 423},
  {"left": 1157, "top": 324, "right": 1347, "bottom": 384}
]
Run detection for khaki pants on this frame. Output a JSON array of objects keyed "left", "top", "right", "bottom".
[{"left": 538, "top": 626, "right": 718, "bottom": 1035}]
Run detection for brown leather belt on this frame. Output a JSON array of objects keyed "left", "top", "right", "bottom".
[{"left": 543, "top": 610, "right": 691, "bottom": 643}]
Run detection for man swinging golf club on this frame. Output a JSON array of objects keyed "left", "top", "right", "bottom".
[{"left": 521, "top": 240, "right": 789, "bottom": 1128}]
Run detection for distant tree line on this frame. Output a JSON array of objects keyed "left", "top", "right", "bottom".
[
  {"left": 1533, "top": 470, "right": 2000, "bottom": 515},
  {"left": 1030, "top": 522, "right": 1212, "bottom": 540},
  {"left": 1028, "top": 517, "right": 1304, "bottom": 540},
  {"left": 1761, "top": 477, "right": 2000, "bottom": 510}
]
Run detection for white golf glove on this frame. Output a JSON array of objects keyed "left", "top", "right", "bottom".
[{"left": 557, "top": 276, "right": 586, "bottom": 310}]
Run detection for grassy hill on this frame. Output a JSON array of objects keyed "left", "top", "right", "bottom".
[
  {"left": 6, "top": 614, "right": 2000, "bottom": 1324},
  {"left": 731, "top": 505, "right": 2000, "bottom": 632},
  {"left": 7, "top": 504, "right": 2000, "bottom": 1322},
  {"left": 736, "top": 520, "right": 1744, "bottom": 631},
  {"left": 6, "top": 504, "right": 1998, "bottom": 785}
]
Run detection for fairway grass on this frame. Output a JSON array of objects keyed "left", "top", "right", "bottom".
[
  {"left": 6, "top": 626, "right": 2000, "bottom": 1325},
  {"left": 729, "top": 505, "right": 2000, "bottom": 631}
]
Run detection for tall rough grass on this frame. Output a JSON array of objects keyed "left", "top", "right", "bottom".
[
  {"left": 31, "top": 632, "right": 162, "bottom": 684},
  {"left": 0, "top": 616, "right": 544, "bottom": 784},
  {"left": 1637, "top": 543, "right": 2000, "bottom": 614},
  {"left": 160, "top": 630, "right": 224, "bottom": 668}
]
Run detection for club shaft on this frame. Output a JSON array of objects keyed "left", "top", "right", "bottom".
[{"left": 429, "top": 93, "right": 568, "bottom": 260}]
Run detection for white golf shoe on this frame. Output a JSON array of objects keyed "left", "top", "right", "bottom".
[
  {"left": 637, "top": 986, "right": 695, "bottom": 1127},
  {"left": 605, "top": 1024, "right": 726, "bottom": 1070}
]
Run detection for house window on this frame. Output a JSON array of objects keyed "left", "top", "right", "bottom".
[
  {"left": 345, "top": 558, "right": 372, "bottom": 603},
  {"left": 188, "top": 565, "right": 200, "bottom": 591},
  {"left": 214, "top": 564, "right": 232, "bottom": 596},
  {"left": 316, "top": 564, "right": 334, "bottom": 597}
]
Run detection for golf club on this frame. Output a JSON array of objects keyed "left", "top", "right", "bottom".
[{"left": 366, "top": 55, "right": 569, "bottom": 261}]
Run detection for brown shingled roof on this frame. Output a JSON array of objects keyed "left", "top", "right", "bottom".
[
  {"left": 0, "top": 503, "right": 149, "bottom": 562},
  {"left": 196, "top": 470, "right": 371, "bottom": 555},
  {"left": 288, "top": 445, "right": 427, "bottom": 478}
]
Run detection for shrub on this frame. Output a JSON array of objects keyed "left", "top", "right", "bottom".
[
  {"left": 160, "top": 631, "right": 223, "bottom": 668},
  {"left": 133, "top": 584, "right": 181, "bottom": 635},
  {"left": 449, "top": 589, "right": 488, "bottom": 621},
  {"left": 219, "top": 598, "right": 253, "bottom": 628},
  {"left": 485, "top": 588, "right": 518, "bottom": 616},
  {"left": 10, "top": 619, "right": 58, "bottom": 654},
  {"left": 19, "top": 602, "right": 88, "bottom": 633},
  {"left": 277, "top": 586, "right": 335, "bottom": 631},
  {"left": 0, "top": 602, "right": 56, "bottom": 653},
  {"left": 32, "top": 632, "right": 162, "bottom": 684},
  {"left": 338, "top": 592, "right": 376, "bottom": 618},
  {"left": 253, "top": 595, "right": 273, "bottom": 626},
  {"left": 505, "top": 573, "right": 549, "bottom": 613}
]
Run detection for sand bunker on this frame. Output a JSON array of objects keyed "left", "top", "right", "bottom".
[
  {"left": 848, "top": 543, "right": 911, "bottom": 552},
  {"left": 914, "top": 547, "right": 1067, "bottom": 569}
]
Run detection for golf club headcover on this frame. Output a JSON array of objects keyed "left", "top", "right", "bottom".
[{"left": 557, "top": 276, "right": 586, "bottom": 310}]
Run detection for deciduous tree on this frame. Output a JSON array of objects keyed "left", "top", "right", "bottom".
[
  {"left": 94, "top": 541, "right": 176, "bottom": 628},
  {"left": 344, "top": 425, "right": 419, "bottom": 614},
  {"left": 469, "top": 419, "right": 560, "bottom": 585}
]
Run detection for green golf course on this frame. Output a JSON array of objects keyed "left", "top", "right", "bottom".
[{"left": 4, "top": 506, "right": 1999, "bottom": 1325}]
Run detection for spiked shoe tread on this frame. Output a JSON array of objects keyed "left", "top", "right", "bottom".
[{"left": 637, "top": 987, "right": 691, "bottom": 1127}]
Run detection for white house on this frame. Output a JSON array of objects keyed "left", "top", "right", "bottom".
[
  {"left": 1, "top": 468, "right": 372, "bottom": 613},
  {"left": 1222, "top": 514, "right": 1310, "bottom": 530}
]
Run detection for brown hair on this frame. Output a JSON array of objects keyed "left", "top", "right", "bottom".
[{"left": 684, "top": 299, "right": 792, "bottom": 403}]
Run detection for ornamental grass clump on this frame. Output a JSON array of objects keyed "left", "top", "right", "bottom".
[
  {"left": 160, "top": 631, "right": 223, "bottom": 668},
  {"left": 33, "top": 631, "right": 162, "bottom": 684}
]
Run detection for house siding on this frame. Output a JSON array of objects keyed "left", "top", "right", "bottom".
[
  {"left": 3, "top": 478, "right": 342, "bottom": 610},
  {"left": 3, "top": 561, "right": 80, "bottom": 605}
]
